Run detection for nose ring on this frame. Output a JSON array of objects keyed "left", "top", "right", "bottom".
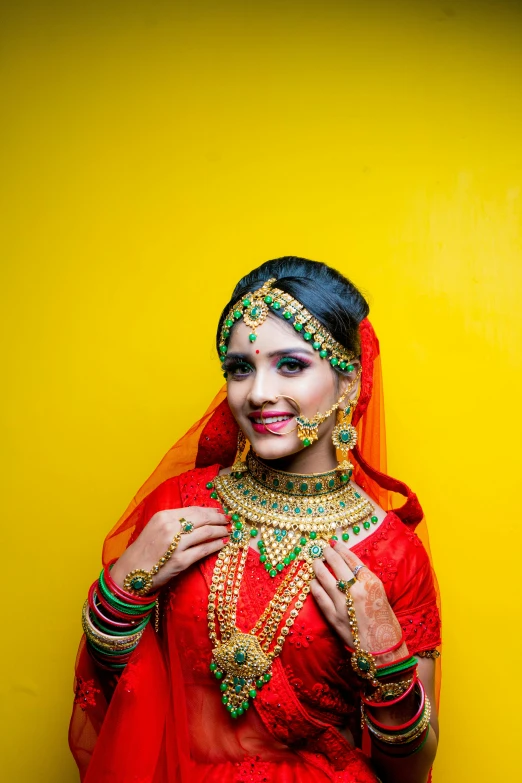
[{"left": 260, "top": 395, "right": 301, "bottom": 435}]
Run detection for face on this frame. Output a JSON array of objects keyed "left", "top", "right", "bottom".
[{"left": 224, "top": 315, "right": 360, "bottom": 468}]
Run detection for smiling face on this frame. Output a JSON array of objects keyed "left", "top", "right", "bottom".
[{"left": 224, "top": 315, "right": 360, "bottom": 472}]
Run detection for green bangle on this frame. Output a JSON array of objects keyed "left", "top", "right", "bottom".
[
  {"left": 98, "top": 570, "right": 156, "bottom": 614},
  {"left": 376, "top": 656, "right": 417, "bottom": 679},
  {"left": 91, "top": 612, "right": 150, "bottom": 637}
]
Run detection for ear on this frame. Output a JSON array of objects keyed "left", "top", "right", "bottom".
[{"left": 336, "top": 359, "right": 361, "bottom": 400}]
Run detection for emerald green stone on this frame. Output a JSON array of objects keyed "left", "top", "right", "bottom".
[
  {"left": 309, "top": 544, "right": 322, "bottom": 557},
  {"left": 231, "top": 710, "right": 238, "bottom": 718},
  {"left": 300, "top": 536, "right": 307, "bottom": 545},
  {"left": 260, "top": 554, "right": 267, "bottom": 563},
  {"left": 215, "top": 671, "right": 223, "bottom": 679},
  {"left": 206, "top": 481, "right": 214, "bottom": 489},
  {"left": 363, "top": 521, "right": 371, "bottom": 530},
  {"left": 283, "top": 310, "right": 292, "bottom": 320},
  {"left": 331, "top": 535, "right": 338, "bottom": 541},
  {"left": 338, "top": 581, "right": 346, "bottom": 591},
  {"left": 250, "top": 306, "right": 259, "bottom": 318},
  {"left": 303, "top": 438, "right": 311, "bottom": 447},
  {"left": 257, "top": 540, "right": 264, "bottom": 549},
  {"left": 353, "top": 525, "right": 361, "bottom": 535},
  {"left": 318, "top": 506, "right": 325, "bottom": 513},
  {"left": 256, "top": 678, "right": 264, "bottom": 688},
  {"left": 232, "top": 530, "right": 243, "bottom": 540},
  {"left": 303, "top": 332, "right": 312, "bottom": 341},
  {"left": 234, "top": 649, "right": 247, "bottom": 664},
  {"left": 306, "top": 508, "right": 313, "bottom": 515},
  {"left": 289, "top": 552, "right": 296, "bottom": 561},
  {"left": 225, "top": 319, "right": 234, "bottom": 328},
  {"left": 347, "top": 364, "right": 355, "bottom": 372},
  {"left": 220, "top": 682, "right": 228, "bottom": 692},
  {"left": 210, "top": 662, "right": 217, "bottom": 671},
  {"left": 342, "top": 532, "right": 349, "bottom": 542},
  {"left": 294, "top": 546, "right": 301, "bottom": 554},
  {"left": 235, "top": 684, "right": 242, "bottom": 693},
  {"left": 286, "top": 480, "right": 294, "bottom": 490},
  {"left": 242, "top": 298, "right": 251, "bottom": 307},
  {"left": 222, "top": 695, "right": 229, "bottom": 704},
  {"left": 358, "top": 657, "right": 370, "bottom": 672},
  {"left": 309, "top": 531, "right": 317, "bottom": 539},
  {"left": 344, "top": 405, "right": 351, "bottom": 415},
  {"left": 269, "top": 569, "right": 277, "bottom": 577},
  {"left": 339, "top": 501, "right": 345, "bottom": 508},
  {"left": 264, "top": 295, "right": 273, "bottom": 304},
  {"left": 340, "top": 430, "right": 351, "bottom": 443},
  {"left": 330, "top": 357, "right": 339, "bottom": 367},
  {"left": 340, "top": 361, "right": 347, "bottom": 370},
  {"left": 319, "top": 350, "right": 328, "bottom": 358},
  {"left": 283, "top": 504, "right": 289, "bottom": 512},
  {"left": 249, "top": 689, "right": 257, "bottom": 698},
  {"left": 210, "top": 491, "right": 218, "bottom": 499},
  {"left": 340, "top": 474, "right": 349, "bottom": 484},
  {"left": 294, "top": 322, "right": 303, "bottom": 331},
  {"left": 300, "top": 482, "right": 308, "bottom": 492},
  {"left": 219, "top": 345, "right": 227, "bottom": 354},
  {"left": 315, "top": 482, "right": 323, "bottom": 491},
  {"left": 232, "top": 513, "right": 240, "bottom": 522},
  {"left": 355, "top": 492, "right": 361, "bottom": 498},
  {"left": 276, "top": 563, "right": 284, "bottom": 571},
  {"left": 131, "top": 577, "right": 145, "bottom": 589},
  {"left": 234, "top": 520, "right": 243, "bottom": 530},
  {"left": 233, "top": 310, "right": 242, "bottom": 319},
  {"left": 313, "top": 341, "right": 321, "bottom": 350},
  {"left": 328, "top": 479, "right": 335, "bottom": 488},
  {"left": 271, "top": 502, "right": 278, "bottom": 509},
  {"left": 273, "top": 478, "right": 279, "bottom": 487},
  {"left": 283, "top": 556, "right": 290, "bottom": 565},
  {"left": 294, "top": 507, "right": 301, "bottom": 514},
  {"left": 226, "top": 704, "right": 233, "bottom": 712},
  {"left": 371, "top": 515, "right": 378, "bottom": 524},
  {"left": 249, "top": 333, "right": 257, "bottom": 342},
  {"left": 273, "top": 301, "right": 281, "bottom": 310},
  {"left": 263, "top": 673, "right": 271, "bottom": 682},
  {"left": 242, "top": 701, "right": 249, "bottom": 710},
  {"left": 250, "top": 528, "right": 258, "bottom": 537}
]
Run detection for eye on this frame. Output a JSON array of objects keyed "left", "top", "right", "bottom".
[
  {"left": 276, "top": 356, "right": 310, "bottom": 374},
  {"left": 224, "top": 360, "right": 253, "bottom": 378}
]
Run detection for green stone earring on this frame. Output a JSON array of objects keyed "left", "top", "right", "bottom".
[{"left": 332, "top": 400, "right": 358, "bottom": 476}]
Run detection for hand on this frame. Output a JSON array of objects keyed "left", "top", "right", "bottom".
[
  {"left": 310, "top": 540, "right": 408, "bottom": 664},
  {"left": 110, "top": 506, "right": 229, "bottom": 591}
]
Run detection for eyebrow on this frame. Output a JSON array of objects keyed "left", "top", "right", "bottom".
[{"left": 225, "top": 348, "right": 316, "bottom": 360}]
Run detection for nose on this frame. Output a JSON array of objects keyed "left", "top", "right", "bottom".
[{"left": 246, "top": 367, "right": 280, "bottom": 409}]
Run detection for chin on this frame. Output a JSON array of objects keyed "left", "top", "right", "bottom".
[{"left": 247, "top": 436, "right": 303, "bottom": 463}]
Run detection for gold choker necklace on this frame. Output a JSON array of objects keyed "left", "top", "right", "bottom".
[{"left": 206, "top": 451, "right": 377, "bottom": 718}]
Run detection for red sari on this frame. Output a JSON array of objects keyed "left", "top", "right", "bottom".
[{"left": 70, "top": 319, "right": 441, "bottom": 782}]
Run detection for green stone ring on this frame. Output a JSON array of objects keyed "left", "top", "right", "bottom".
[
  {"left": 336, "top": 577, "right": 356, "bottom": 592},
  {"left": 179, "top": 518, "right": 194, "bottom": 534}
]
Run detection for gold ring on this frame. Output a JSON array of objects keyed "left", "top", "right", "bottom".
[
  {"left": 336, "top": 577, "right": 356, "bottom": 592},
  {"left": 260, "top": 395, "right": 301, "bottom": 435},
  {"left": 179, "top": 518, "right": 194, "bottom": 534}
]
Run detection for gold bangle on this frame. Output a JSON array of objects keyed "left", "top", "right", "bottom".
[
  {"left": 363, "top": 698, "right": 432, "bottom": 745},
  {"left": 82, "top": 601, "right": 144, "bottom": 650},
  {"left": 366, "top": 676, "right": 415, "bottom": 703}
]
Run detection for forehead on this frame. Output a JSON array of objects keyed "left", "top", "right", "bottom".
[{"left": 227, "top": 314, "right": 307, "bottom": 352}]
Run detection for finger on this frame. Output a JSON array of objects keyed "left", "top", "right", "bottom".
[
  {"left": 182, "top": 536, "right": 227, "bottom": 568},
  {"left": 331, "top": 539, "right": 365, "bottom": 569},
  {"left": 162, "top": 507, "right": 229, "bottom": 528},
  {"left": 309, "top": 578, "right": 337, "bottom": 618},
  {"left": 313, "top": 554, "right": 353, "bottom": 609},
  {"left": 180, "top": 523, "right": 229, "bottom": 549}
]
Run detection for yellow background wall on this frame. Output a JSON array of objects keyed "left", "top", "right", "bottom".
[{"left": 2, "top": 1, "right": 521, "bottom": 780}]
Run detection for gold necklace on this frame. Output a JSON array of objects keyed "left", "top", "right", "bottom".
[{"left": 207, "top": 452, "right": 377, "bottom": 718}]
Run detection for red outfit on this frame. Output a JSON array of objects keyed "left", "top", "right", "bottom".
[
  {"left": 70, "top": 318, "right": 441, "bottom": 782},
  {"left": 72, "top": 463, "right": 440, "bottom": 783}
]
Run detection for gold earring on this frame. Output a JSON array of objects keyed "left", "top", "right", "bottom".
[
  {"left": 231, "top": 429, "right": 248, "bottom": 473},
  {"left": 331, "top": 397, "right": 358, "bottom": 475},
  {"left": 296, "top": 368, "right": 362, "bottom": 449}
]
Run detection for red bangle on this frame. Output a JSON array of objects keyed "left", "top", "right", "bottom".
[
  {"left": 362, "top": 672, "right": 418, "bottom": 708},
  {"left": 344, "top": 635, "right": 405, "bottom": 658},
  {"left": 88, "top": 583, "right": 141, "bottom": 629},
  {"left": 104, "top": 561, "right": 155, "bottom": 605},
  {"left": 93, "top": 584, "right": 148, "bottom": 621},
  {"left": 366, "top": 681, "right": 425, "bottom": 731}
]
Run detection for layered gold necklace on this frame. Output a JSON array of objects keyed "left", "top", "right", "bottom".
[{"left": 207, "top": 451, "right": 376, "bottom": 718}]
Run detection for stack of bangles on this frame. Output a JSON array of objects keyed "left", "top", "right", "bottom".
[
  {"left": 338, "top": 578, "right": 432, "bottom": 758},
  {"left": 82, "top": 561, "right": 159, "bottom": 671}
]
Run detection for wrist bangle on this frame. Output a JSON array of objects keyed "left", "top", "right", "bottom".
[
  {"left": 366, "top": 681, "right": 425, "bottom": 731},
  {"left": 362, "top": 672, "right": 417, "bottom": 707}
]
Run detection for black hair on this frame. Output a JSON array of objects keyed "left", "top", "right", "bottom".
[{"left": 216, "top": 256, "right": 369, "bottom": 357}]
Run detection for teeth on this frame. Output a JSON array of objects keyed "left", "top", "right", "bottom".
[{"left": 254, "top": 415, "right": 292, "bottom": 424}]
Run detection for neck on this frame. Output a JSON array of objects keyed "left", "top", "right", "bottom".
[{"left": 258, "top": 439, "right": 338, "bottom": 475}]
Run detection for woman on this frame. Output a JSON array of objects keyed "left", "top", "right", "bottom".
[{"left": 70, "top": 257, "right": 441, "bottom": 783}]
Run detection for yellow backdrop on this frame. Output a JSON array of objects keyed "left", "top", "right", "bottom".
[{"left": 2, "top": 1, "right": 521, "bottom": 780}]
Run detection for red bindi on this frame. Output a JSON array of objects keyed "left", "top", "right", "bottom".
[{"left": 255, "top": 349, "right": 260, "bottom": 354}]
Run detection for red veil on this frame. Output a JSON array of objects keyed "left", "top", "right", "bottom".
[{"left": 69, "top": 318, "right": 441, "bottom": 782}]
